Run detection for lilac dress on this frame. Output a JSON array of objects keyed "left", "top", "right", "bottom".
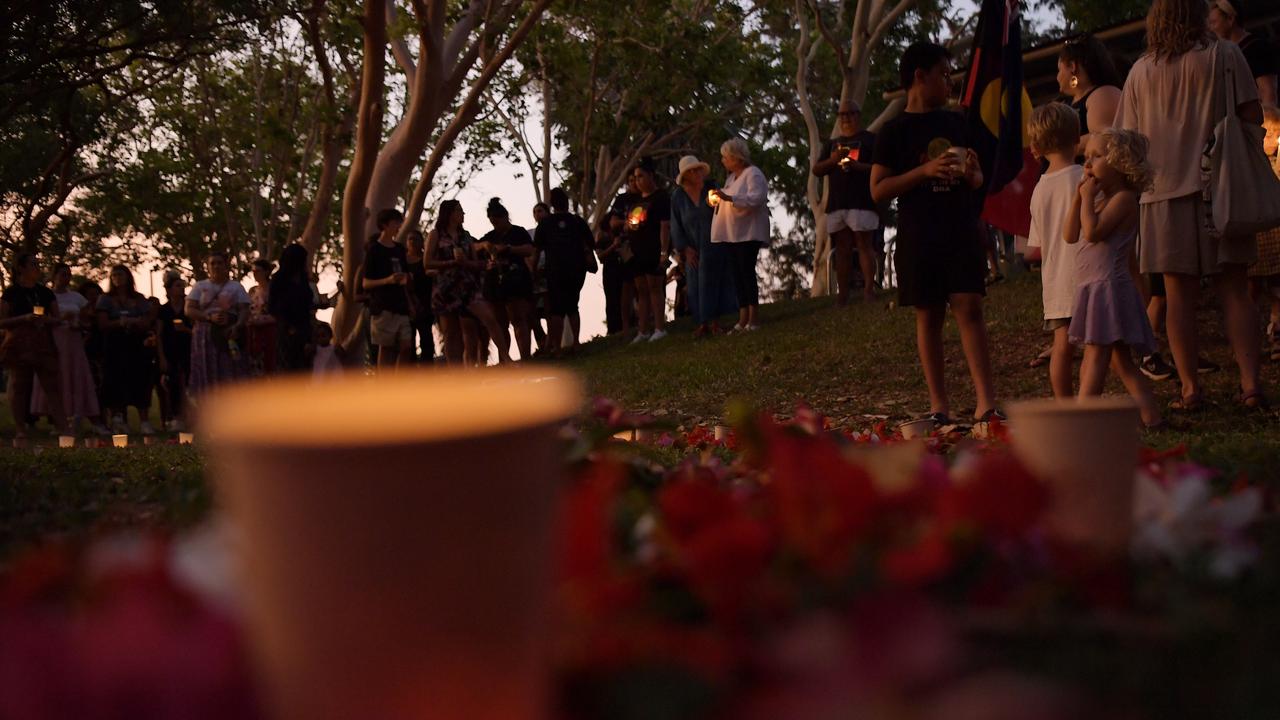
[{"left": 1068, "top": 220, "right": 1156, "bottom": 354}]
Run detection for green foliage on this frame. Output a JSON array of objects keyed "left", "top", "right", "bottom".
[{"left": 1036, "top": 0, "right": 1148, "bottom": 34}]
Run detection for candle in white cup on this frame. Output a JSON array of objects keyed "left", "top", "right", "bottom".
[
  {"left": 203, "top": 368, "right": 582, "bottom": 720},
  {"left": 179, "top": 432, "right": 195, "bottom": 445},
  {"left": 713, "top": 425, "right": 730, "bottom": 441},
  {"left": 111, "top": 434, "right": 128, "bottom": 448},
  {"left": 58, "top": 435, "right": 75, "bottom": 449},
  {"left": 32, "top": 305, "right": 45, "bottom": 317}
]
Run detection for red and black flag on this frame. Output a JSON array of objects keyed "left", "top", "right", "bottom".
[{"left": 962, "top": 0, "right": 1039, "bottom": 237}]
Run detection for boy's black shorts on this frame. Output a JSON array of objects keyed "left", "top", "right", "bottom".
[{"left": 895, "top": 236, "right": 986, "bottom": 307}]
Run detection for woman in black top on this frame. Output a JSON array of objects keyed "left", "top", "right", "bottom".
[
  {"left": 1057, "top": 34, "right": 1123, "bottom": 161},
  {"left": 155, "top": 272, "right": 191, "bottom": 431},
  {"left": 97, "top": 264, "right": 157, "bottom": 434},
  {"left": 1209, "top": 0, "right": 1278, "bottom": 106},
  {"left": 478, "top": 197, "right": 536, "bottom": 360},
  {"left": 268, "top": 243, "right": 316, "bottom": 373},
  {"left": 0, "top": 253, "right": 67, "bottom": 438},
  {"left": 405, "top": 230, "right": 435, "bottom": 363}
]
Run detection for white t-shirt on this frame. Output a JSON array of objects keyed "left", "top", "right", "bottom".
[
  {"left": 189, "top": 279, "right": 250, "bottom": 314},
  {"left": 1027, "top": 164, "right": 1085, "bottom": 320},
  {"left": 710, "top": 165, "right": 770, "bottom": 245},
  {"left": 53, "top": 290, "right": 88, "bottom": 318}
]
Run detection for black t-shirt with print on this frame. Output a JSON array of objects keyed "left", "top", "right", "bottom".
[
  {"left": 1240, "top": 33, "right": 1278, "bottom": 80},
  {"left": 623, "top": 190, "right": 671, "bottom": 255},
  {"left": 1, "top": 284, "right": 56, "bottom": 317},
  {"left": 364, "top": 237, "right": 411, "bottom": 316},
  {"left": 535, "top": 212, "right": 594, "bottom": 277},
  {"left": 822, "top": 131, "right": 878, "bottom": 213},
  {"left": 872, "top": 109, "right": 981, "bottom": 252}
]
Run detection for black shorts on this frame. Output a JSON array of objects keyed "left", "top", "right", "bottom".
[
  {"left": 547, "top": 271, "right": 586, "bottom": 316},
  {"left": 895, "top": 236, "right": 986, "bottom": 307},
  {"left": 625, "top": 238, "right": 664, "bottom": 279},
  {"left": 483, "top": 266, "right": 534, "bottom": 303}
]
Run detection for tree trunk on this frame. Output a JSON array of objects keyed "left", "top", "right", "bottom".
[{"left": 331, "top": 0, "right": 387, "bottom": 354}]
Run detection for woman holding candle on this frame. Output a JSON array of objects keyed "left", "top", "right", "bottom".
[
  {"left": 155, "top": 271, "right": 191, "bottom": 431},
  {"left": 710, "top": 138, "right": 771, "bottom": 332},
  {"left": 671, "top": 155, "right": 735, "bottom": 337},
  {"left": 478, "top": 198, "right": 535, "bottom": 360},
  {"left": 268, "top": 243, "right": 317, "bottom": 373},
  {"left": 812, "top": 100, "right": 880, "bottom": 306},
  {"left": 247, "top": 258, "right": 278, "bottom": 376},
  {"left": 31, "top": 263, "right": 99, "bottom": 434},
  {"left": 186, "top": 252, "right": 251, "bottom": 397},
  {"left": 0, "top": 253, "right": 68, "bottom": 439},
  {"left": 1113, "top": 0, "right": 1266, "bottom": 410},
  {"left": 623, "top": 157, "right": 672, "bottom": 343},
  {"left": 427, "top": 200, "right": 511, "bottom": 366},
  {"left": 96, "top": 264, "right": 157, "bottom": 434}
]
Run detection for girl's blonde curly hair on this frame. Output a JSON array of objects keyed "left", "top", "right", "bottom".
[{"left": 1097, "top": 128, "right": 1154, "bottom": 192}]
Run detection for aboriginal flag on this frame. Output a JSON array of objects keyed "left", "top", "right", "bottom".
[{"left": 962, "top": 0, "right": 1039, "bottom": 237}]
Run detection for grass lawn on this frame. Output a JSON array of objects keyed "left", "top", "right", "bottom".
[
  {"left": 558, "top": 273, "right": 1280, "bottom": 480},
  {"left": 1, "top": 273, "right": 1277, "bottom": 562}
]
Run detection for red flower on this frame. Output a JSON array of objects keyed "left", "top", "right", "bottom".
[
  {"left": 938, "top": 451, "right": 1048, "bottom": 541},
  {"left": 881, "top": 525, "right": 954, "bottom": 587},
  {"left": 765, "top": 423, "right": 880, "bottom": 579}
]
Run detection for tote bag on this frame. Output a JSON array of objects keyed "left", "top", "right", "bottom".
[{"left": 1205, "top": 42, "right": 1280, "bottom": 237}]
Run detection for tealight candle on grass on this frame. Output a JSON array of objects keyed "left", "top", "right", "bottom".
[
  {"left": 179, "top": 432, "right": 195, "bottom": 445},
  {"left": 111, "top": 434, "right": 128, "bottom": 448},
  {"left": 202, "top": 368, "right": 582, "bottom": 720},
  {"left": 32, "top": 306, "right": 45, "bottom": 317},
  {"left": 58, "top": 435, "right": 75, "bottom": 448}
]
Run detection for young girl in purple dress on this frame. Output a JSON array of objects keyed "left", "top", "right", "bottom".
[{"left": 1064, "top": 128, "right": 1163, "bottom": 429}]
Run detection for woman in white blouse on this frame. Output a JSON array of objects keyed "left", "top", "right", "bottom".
[
  {"left": 710, "top": 138, "right": 770, "bottom": 331},
  {"left": 185, "top": 252, "right": 251, "bottom": 396}
]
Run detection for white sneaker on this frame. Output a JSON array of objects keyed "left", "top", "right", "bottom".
[
  {"left": 746, "top": 324, "right": 761, "bottom": 332},
  {"left": 139, "top": 421, "right": 156, "bottom": 436},
  {"left": 630, "top": 333, "right": 651, "bottom": 345},
  {"left": 649, "top": 329, "right": 668, "bottom": 342},
  {"left": 728, "top": 324, "right": 746, "bottom": 334}
]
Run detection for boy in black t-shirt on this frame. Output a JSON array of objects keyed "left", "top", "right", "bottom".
[
  {"left": 813, "top": 99, "right": 880, "bottom": 305},
  {"left": 361, "top": 208, "right": 414, "bottom": 370},
  {"left": 871, "top": 42, "right": 1000, "bottom": 427}
]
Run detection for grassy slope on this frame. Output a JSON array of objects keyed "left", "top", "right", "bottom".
[{"left": 561, "top": 274, "right": 1280, "bottom": 479}]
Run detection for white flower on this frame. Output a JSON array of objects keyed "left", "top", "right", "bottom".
[{"left": 1131, "top": 466, "right": 1261, "bottom": 579}]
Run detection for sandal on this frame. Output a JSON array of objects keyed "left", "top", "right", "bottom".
[
  {"left": 1027, "top": 346, "right": 1052, "bottom": 369},
  {"left": 1239, "top": 387, "right": 1270, "bottom": 411},
  {"left": 1168, "top": 394, "right": 1204, "bottom": 413}
]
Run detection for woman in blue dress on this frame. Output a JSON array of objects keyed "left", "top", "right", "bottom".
[{"left": 671, "top": 155, "right": 736, "bottom": 337}]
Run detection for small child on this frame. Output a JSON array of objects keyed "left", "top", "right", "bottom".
[
  {"left": 1064, "top": 128, "right": 1162, "bottom": 428},
  {"left": 871, "top": 41, "right": 999, "bottom": 426},
  {"left": 1026, "top": 102, "right": 1085, "bottom": 399},
  {"left": 311, "top": 321, "right": 345, "bottom": 379}
]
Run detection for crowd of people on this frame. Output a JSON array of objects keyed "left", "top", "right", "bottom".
[{"left": 1, "top": 0, "right": 1276, "bottom": 439}]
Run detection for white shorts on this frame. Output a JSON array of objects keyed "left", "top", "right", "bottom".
[{"left": 825, "top": 208, "right": 880, "bottom": 234}]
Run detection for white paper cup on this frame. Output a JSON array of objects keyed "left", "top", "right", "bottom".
[
  {"left": 178, "top": 432, "right": 195, "bottom": 445},
  {"left": 111, "top": 434, "right": 128, "bottom": 448},
  {"left": 58, "top": 435, "right": 75, "bottom": 449},
  {"left": 1006, "top": 398, "right": 1139, "bottom": 555},
  {"left": 713, "top": 425, "right": 730, "bottom": 442},
  {"left": 83, "top": 437, "right": 97, "bottom": 449},
  {"left": 202, "top": 368, "right": 582, "bottom": 720},
  {"left": 898, "top": 418, "right": 936, "bottom": 440}
]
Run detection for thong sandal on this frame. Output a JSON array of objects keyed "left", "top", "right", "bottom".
[
  {"left": 1168, "top": 394, "right": 1204, "bottom": 413},
  {"left": 1239, "top": 387, "right": 1270, "bottom": 411},
  {"left": 1027, "top": 346, "right": 1052, "bottom": 369}
]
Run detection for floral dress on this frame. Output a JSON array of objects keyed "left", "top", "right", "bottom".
[
  {"left": 430, "top": 230, "right": 481, "bottom": 315},
  {"left": 188, "top": 279, "right": 250, "bottom": 397}
]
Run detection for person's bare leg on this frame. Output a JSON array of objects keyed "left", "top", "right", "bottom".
[
  {"left": 377, "top": 345, "right": 395, "bottom": 371},
  {"left": 547, "top": 316, "right": 565, "bottom": 351},
  {"left": 1147, "top": 295, "right": 1166, "bottom": 336},
  {"left": 1078, "top": 343, "right": 1112, "bottom": 397},
  {"left": 916, "top": 304, "right": 949, "bottom": 415},
  {"left": 1163, "top": 272, "right": 1202, "bottom": 402},
  {"left": 950, "top": 293, "right": 997, "bottom": 418},
  {"left": 470, "top": 301, "right": 512, "bottom": 363},
  {"left": 831, "top": 228, "right": 855, "bottom": 306},
  {"left": 460, "top": 316, "right": 479, "bottom": 367},
  {"left": 633, "top": 277, "right": 652, "bottom": 335},
  {"left": 649, "top": 278, "right": 666, "bottom": 332},
  {"left": 1049, "top": 325, "right": 1075, "bottom": 399},
  {"left": 1215, "top": 264, "right": 1263, "bottom": 398},
  {"left": 1112, "top": 346, "right": 1162, "bottom": 426},
  {"left": 569, "top": 311, "right": 581, "bottom": 345},
  {"left": 853, "top": 231, "right": 877, "bottom": 302},
  {"left": 506, "top": 299, "right": 532, "bottom": 360},
  {"left": 747, "top": 305, "right": 758, "bottom": 326},
  {"left": 440, "top": 314, "right": 463, "bottom": 364}
]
